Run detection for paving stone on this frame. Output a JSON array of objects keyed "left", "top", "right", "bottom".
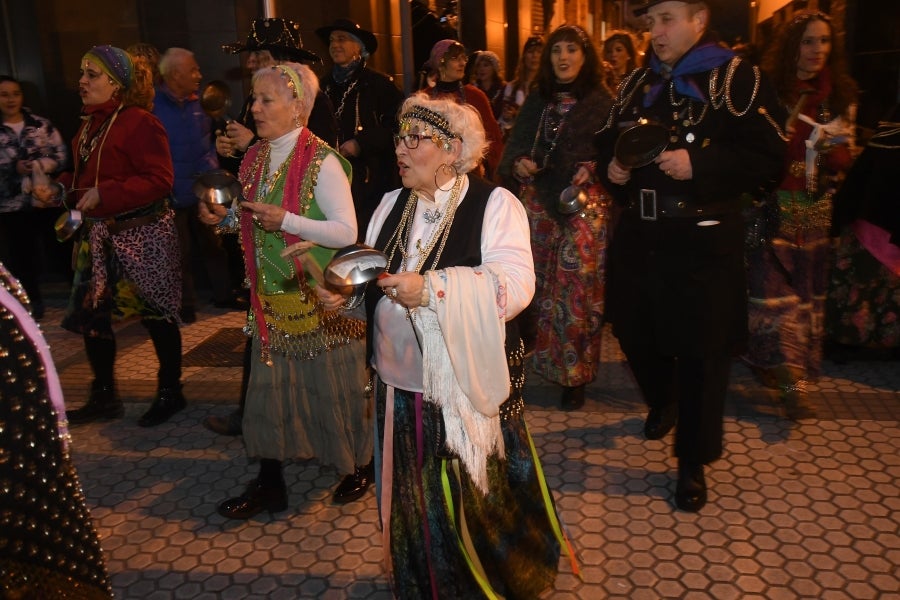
[{"left": 24, "top": 302, "right": 898, "bottom": 598}]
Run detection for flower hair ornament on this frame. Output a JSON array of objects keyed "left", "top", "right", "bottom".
[{"left": 399, "top": 105, "right": 461, "bottom": 152}]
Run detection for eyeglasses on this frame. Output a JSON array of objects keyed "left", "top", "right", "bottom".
[{"left": 393, "top": 133, "right": 432, "bottom": 149}]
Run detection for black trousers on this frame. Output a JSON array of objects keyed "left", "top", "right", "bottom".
[
  {"left": 84, "top": 318, "right": 182, "bottom": 389},
  {"left": 622, "top": 348, "right": 731, "bottom": 465},
  {"left": 174, "top": 205, "right": 233, "bottom": 309}
]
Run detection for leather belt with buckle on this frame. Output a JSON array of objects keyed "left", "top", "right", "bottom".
[{"left": 629, "top": 190, "right": 738, "bottom": 220}]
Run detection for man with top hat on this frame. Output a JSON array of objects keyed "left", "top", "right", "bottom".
[
  {"left": 316, "top": 18, "right": 403, "bottom": 237},
  {"left": 595, "top": 0, "right": 787, "bottom": 511},
  {"left": 204, "top": 17, "right": 340, "bottom": 438},
  {"left": 215, "top": 17, "right": 338, "bottom": 175}
]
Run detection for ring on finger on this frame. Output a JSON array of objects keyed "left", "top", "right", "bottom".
[{"left": 390, "top": 287, "right": 398, "bottom": 298}]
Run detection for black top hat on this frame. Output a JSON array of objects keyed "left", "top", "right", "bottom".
[
  {"left": 222, "top": 18, "right": 321, "bottom": 64},
  {"left": 315, "top": 18, "right": 378, "bottom": 55}
]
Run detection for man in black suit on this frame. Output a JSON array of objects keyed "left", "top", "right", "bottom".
[{"left": 596, "top": 0, "right": 787, "bottom": 512}]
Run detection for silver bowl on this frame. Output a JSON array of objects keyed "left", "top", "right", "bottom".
[
  {"left": 193, "top": 169, "right": 242, "bottom": 206},
  {"left": 324, "top": 244, "right": 388, "bottom": 295},
  {"left": 54, "top": 210, "right": 83, "bottom": 242},
  {"left": 558, "top": 185, "right": 588, "bottom": 215}
]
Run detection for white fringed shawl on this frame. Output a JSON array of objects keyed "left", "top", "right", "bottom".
[{"left": 418, "top": 266, "right": 510, "bottom": 494}]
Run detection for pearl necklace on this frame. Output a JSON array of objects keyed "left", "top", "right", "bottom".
[{"left": 385, "top": 175, "right": 464, "bottom": 274}]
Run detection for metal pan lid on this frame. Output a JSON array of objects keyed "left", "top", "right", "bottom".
[
  {"left": 324, "top": 244, "right": 389, "bottom": 288},
  {"left": 193, "top": 169, "right": 242, "bottom": 205},
  {"left": 614, "top": 123, "right": 669, "bottom": 168}
]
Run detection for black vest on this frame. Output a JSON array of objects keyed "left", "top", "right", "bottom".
[{"left": 364, "top": 176, "right": 520, "bottom": 362}]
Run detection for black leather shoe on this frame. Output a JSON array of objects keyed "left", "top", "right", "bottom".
[
  {"left": 67, "top": 382, "right": 124, "bottom": 425},
  {"left": 644, "top": 404, "right": 677, "bottom": 440},
  {"left": 138, "top": 387, "right": 186, "bottom": 427},
  {"left": 203, "top": 410, "right": 243, "bottom": 436},
  {"left": 332, "top": 461, "right": 373, "bottom": 504},
  {"left": 217, "top": 479, "right": 288, "bottom": 520},
  {"left": 560, "top": 385, "right": 586, "bottom": 411},
  {"left": 675, "top": 460, "right": 707, "bottom": 512}
]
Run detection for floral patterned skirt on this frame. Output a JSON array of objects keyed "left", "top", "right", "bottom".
[
  {"left": 826, "top": 227, "right": 900, "bottom": 349},
  {"left": 522, "top": 183, "right": 609, "bottom": 387}
]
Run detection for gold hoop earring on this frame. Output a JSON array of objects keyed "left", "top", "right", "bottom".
[{"left": 434, "top": 163, "right": 458, "bottom": 192}]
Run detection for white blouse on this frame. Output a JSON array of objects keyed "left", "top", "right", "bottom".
[
  {"left": 273, "top": 127, "right": 357, "bottom": 248},
  {"left": 365, "top": 175, "right": 535, "bottom": 392}
]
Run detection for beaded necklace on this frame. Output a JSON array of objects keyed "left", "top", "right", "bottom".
[
  {"left": 76, "top": 106, "right": 122, "bottom": 166},
  {"left": 252, "top": 143, "right": 296, "bottom": 281},
  {"left": 259, "top": 143, "right": 296, "bottom": 197},
  {"left": 530, "top": 92, "right": 577, "bottom": 171},
  {"left": 384, "top": 174, "right": 464, "bottom": 274}
]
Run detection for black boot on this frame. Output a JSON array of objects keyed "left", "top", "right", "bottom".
[
  {"left": 67, "top": 381, "right": 124, "bottom": 425},
  {"left": 560, "top": 384, "right": 586, "bottom": 411},
  {"left": 217, "top": 478, "right": 288, "bottom": 519},
  {"left": 675, "top": 460, "right": 707, "bottom": 512},
  {"left": 219, "top": 459, "right": 287, "bottom": 519},
  {"left": 332, "top": 460, "right": 373, "bottom": 504},
  {"left": 138, "top": 386, "right": 186, "bottom": 427}
]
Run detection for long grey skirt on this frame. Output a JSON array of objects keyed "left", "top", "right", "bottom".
[{"left": 243, "top": 336, "right": 372, "bottom": 476}]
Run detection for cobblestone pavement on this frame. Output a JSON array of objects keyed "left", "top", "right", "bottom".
[{"left": 36, "top": 300, "right": 899, "bottom": 600}]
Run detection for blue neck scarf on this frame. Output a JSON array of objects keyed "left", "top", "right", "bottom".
[
  {"left": 644, "top": 42, "right": 735, "bottom": 107},
  {"left": 332, "top": 58, "right": 363, "bottom": 84}
]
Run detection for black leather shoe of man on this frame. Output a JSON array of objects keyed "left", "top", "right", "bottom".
[
  {"left": 217, "top": 479, "right": 288, "bottom": 520},
  {"left": 560, "top": 385, "right": 585, "bottom": 411},
  {"left": 203, "top": 410, "right": 243, "bottom": 436},
  {"left": 675, "top": 460, "right": 707, "bottom": 512},
  {"left": 67, "top": 383, "right": 124, "bottom": 425},
  {"left": 138, "top": 387, "right": 186, "bottom": 427},
  {"left": 644, "top": 404, "right": 677, "bottom": 440},
  {"left": 333, "top": 461, "right": 373, "bottom": 504}
]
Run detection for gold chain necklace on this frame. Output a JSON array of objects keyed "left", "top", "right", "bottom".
[
  {"left": 260, "top": 145, "right": 296, "bottom": 197},
  {"left": 385, "top": 175, "right": 464, "bottom": 274}
]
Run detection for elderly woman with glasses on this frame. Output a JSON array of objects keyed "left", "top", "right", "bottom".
[
  {"left": 319, "top": 93, "right": 577, "bottom": 599},
  {"left": 199, "top": 63, "right": 372, "bottom": 517}
]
